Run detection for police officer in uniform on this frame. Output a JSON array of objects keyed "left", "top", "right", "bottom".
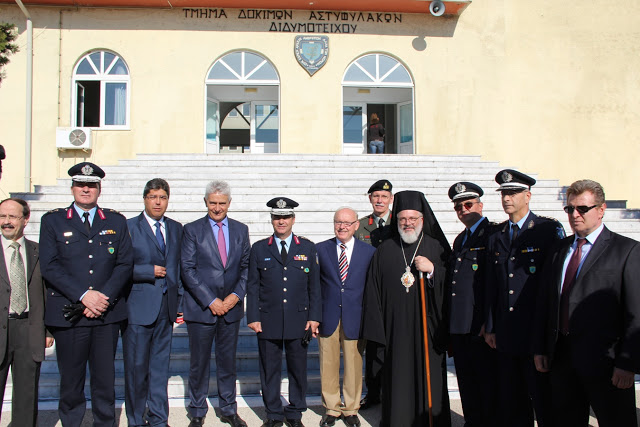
[
  {"left": 355, "top": 179, "right": 393, "bottom": 409},
  {"left": 39, "top": 162, "right": 134, "bottom": 427},
  {"left": 484, "top": 169, "right": 565, "bottom": 427},
  {"left": 247, "top": 197, "right": 321, "bottom": 427},
  {"left": 447, "top": 182, "right": 498, "bottom": 426}
]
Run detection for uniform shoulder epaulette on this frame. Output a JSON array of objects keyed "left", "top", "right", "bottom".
[
  {"left": 538, "top": 215, "right": 561, "bottom": 223},
  {"left": 297, "top": 235, "right": 313, "bottom": 243},
  {"left": 106, "top": 208, "right": 125, "bottom": 216},
  {"left": 43, "top": 207, "right": 62, "bottom": 216}
]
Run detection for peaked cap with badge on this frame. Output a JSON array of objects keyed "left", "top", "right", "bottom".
[
  {"left": 68, "top": 161, "right": 105, "bottom": 183},
  {"left": 267, "top": 197, "right": 298, "bottom": 216},
  {"left": 448, "top": 182, "right": 484, "bottom": 201},
  {"left": 495, "top": 169, "right": 536, "bottom": 192},
  {"left": 368, "top": 180, "right": 393, "bottom": 194}
]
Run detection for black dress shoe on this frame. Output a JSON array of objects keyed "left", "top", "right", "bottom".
[
  {"left": 188, "top": 416, "right": 205, "bottom": 427},
  {"left": 342, "top": 415, "right": 361, "bottom": 427},
  {"left": 319, "top": 414, "right": 339, "bottom": 426},
  {"left": 285, "top": 419, "right": 305, "bottom": 427},
  {"left": 359, "top": 394, "right": 381, "bottom": 410},
  {"left": 221, "top": 413, "right": 248, "bottom": 427},
  {"left": 262, "top": 420, "right": 284, "bottom": 427}
]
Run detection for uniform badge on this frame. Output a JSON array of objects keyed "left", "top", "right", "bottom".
[
  {"left": 472, "top": 264, "right": 479, "bottom": 271},
  {"left": 556, "top": 226, "right": 566, "bottom": 239},
  {"left": 64, "top": 232, "right": 73, "bottom": 237},
  {"left": 276, "top": 199, "right": 287, "bottom": 209},
  {"left": 264, "top": 258, "right": 271, "bottom": 261},
  {"left": 81, "top": 164, "right": 94, "bottom": 176},
  {"left": 108, "top": 247, "right": 115, "bottom": 255},
  {"left": 455, "top": 183, "right": 466, "bottom": 194},
  {"left": 293, "top": 255, "right": 308, "bottom": 261},
  {"left": 502, "top": 171, "right": 513, "bottom": 182},
  {"left": 383, "top": 182, "right": 390, "bottom": 190},
  {"left": 304, "top": 267, "right": 310, "bottom": 273},
  {"left": 528, "top": 220, "right": 534, "bottom": 229},
  {"left": 99, "top": 230, "right": 116, "bottom": 235},
  {"left": 529, "top": 266, "right": 536, "bottom": 274}
]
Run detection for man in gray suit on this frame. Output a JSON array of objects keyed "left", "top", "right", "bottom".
[{"left": 0, "top": 198, "right": 54, "bottom": 426}]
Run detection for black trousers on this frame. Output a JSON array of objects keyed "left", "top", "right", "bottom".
[
  {"left": 51, "top": 323, "right": 121, "bottom": 427},
  {"left": 363, "top": 339, "right": 384, "bottom": 398},
  {"left": 0, "top": 317, "right": 41, "bottom": 427},
  {"left": 549, "top": 335, "right": 637, "bottom": 427},
  {"left": 450, "top": 333, "right": 498, "bottom": 427}
]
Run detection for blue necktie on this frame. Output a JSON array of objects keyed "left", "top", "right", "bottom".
[{"left": 155, "top": 222, "right": 166, "bottom": 254}]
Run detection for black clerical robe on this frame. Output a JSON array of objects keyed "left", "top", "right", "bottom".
[{"left": 362, "top": 234, "right": 451, "bottom": 427}]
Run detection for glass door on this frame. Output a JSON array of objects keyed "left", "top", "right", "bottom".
[
  {"left": 342, "top": 103, "right": 367, "bottom": 154},
  {"left": 251, "top": 102, "right": 279, "bottom": 153},
  {"left": 397, "top": 101, "right": 413, "bottom": 154},
  {"left": 205, "top": 97, "right": 220, "bottom": 154}
]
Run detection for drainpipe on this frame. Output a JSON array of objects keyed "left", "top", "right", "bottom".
[{"left": 15, "top": 0, "right": 32, "bottom": 192}]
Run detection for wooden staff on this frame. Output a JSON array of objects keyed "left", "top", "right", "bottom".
[{"left": 419, "top": 271, "right": 434, "bottom": 427}]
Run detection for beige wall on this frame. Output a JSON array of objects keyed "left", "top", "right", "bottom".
[{"left": 1, "top": 1, "right": 639, "bottom": 205}]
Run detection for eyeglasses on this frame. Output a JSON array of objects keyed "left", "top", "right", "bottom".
[
  {"left": 334, "top": 221, "right": 358, "bottom": 227},
  {"left": 145, "top": 195, "right": 169, "bottom": 201},
  {"left": 0, "top": 215, "right": 24, "bottom": 221},
  {"left": 563, "top": 205, "right": 598, "bottom": 215},
  {"left": 398, "top": 216, "right": 423, "bottom": 224},
  {"left": 454, "top": 201, "right": 478, "bottom": 212}
]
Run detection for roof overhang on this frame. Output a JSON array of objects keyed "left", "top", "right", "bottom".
[{"left": 2, "top": 0, "right": 471, "bottom": 15}]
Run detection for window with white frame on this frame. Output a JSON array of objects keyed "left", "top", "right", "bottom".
[{"left": 73, "top": 50, "right": 130, "bottom": 128}]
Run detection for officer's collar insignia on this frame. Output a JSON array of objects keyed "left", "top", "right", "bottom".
[
  {"left": 268, "top": 236, "right": 274, "bottom": 245},
  {"left": 502, "top": 171, "right": 513, "bottom": 182},
  {"left": 276, "top": 199, "right": 287, "bottom": 209},
  {"left": 293, "top": 235, "right": 301, "bottom": 245},
  {"left": 383, "top": 182, "right": 390, "bottom": 190},
  {"left": 478, "top": 229, "right": 484, "bottom": 237},
  {"left": 97, "top": 208, "right": 106, "bottom": 220},
  {"left": 528, "top": 220, "right": 534, "bottom": 229},
  {"left": 81, "top": 164, "right": 94, "bottom": 176},
  {"left": 455, "top": 183, "right": 466, "bottom": 194}
]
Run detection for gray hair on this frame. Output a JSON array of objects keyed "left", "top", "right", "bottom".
[{"left": 205, "top": 180, "right": 231, "bottom": 200}]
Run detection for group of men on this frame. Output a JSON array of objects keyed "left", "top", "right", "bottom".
[{"left": 0, "top": 160, "right": 637, "bottom": 427}]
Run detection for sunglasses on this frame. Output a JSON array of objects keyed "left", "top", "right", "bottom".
[
  {"left": 563, "top": 204, "right": 598, "bottom": 215},
  {"left": 454, "top": 201, "right": 478, "bottom": 212}
]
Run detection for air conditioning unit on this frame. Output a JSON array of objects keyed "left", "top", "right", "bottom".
[{"left": 56, "top": 127, "right": 92, "bottom": 150}]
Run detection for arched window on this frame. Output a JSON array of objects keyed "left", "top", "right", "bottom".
[
  {"left": 343, "top": 53, "right": 412, "bottom": 87},
  {"left": 72, "top": 50, "right": 130, "bottom": 128},
  {"left": 207, "top": 51, "right": 279, "bottom": 84}
]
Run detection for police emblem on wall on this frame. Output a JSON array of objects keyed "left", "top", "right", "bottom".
[{"left": 294, "top": 36, "right": 329, "bottom": 76}]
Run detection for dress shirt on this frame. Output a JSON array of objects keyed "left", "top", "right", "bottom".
[
  {"left": 276, "top": 233, "right": 294, "bottom": 254},
  {"left": 560, "top": 223, "right": 604, "bottom": 291},
  {"left": 1, "top": 235, "right": 30, "bottom": 313},
  {"left": 208, "top": 216, "right": 230, "bottom": 256},
  {"left": 462, "top": 217, "right": 486, "bottom": 246},
  {"left": 73, "top": 204, "right": 97, "bottom": 225},
  {"left": 508, "top": 211, "right": 530, "bottom": 241},
  {"left": 143, "top": 211, "right": 165, "bottom": 243},
  {"left": 374, "top": 211, "right": 391, "bottom": 227},
  {"left": 335, "top": 237, "right": 355, "bottom": 264}
]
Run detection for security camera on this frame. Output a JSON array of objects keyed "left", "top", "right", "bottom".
[{"left": 430, "top": 1, "right": 445, "bottom": 16}]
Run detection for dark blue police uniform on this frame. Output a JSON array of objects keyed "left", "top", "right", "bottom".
[
  {"left": 40, "top": 203, "right": 133, "bottom": 427},
  {"left": 247, "top": 233, "right": 321, "bottom": 422}
]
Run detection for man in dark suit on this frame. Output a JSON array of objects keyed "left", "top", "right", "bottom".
[
  {"left": 355, "top": 179, "right": 393, "bottom": 409},
  {"left": 446, "top": 182, "right": 497, "bottom": 426},
  {"left": 317, "top": 207, "right": 376, "bottom": 427},
  {"left": 123, "top": 178, "right": 184, "bottom": 427},
  {"left": 534, "top": 179, "right": 639, "bottom": 426},
  {"left": 484, "top": 169, "right": 565, "bottom": 427},
  {"left": 181, "top": 180, "right": 251, "bottom": 427},
  {"left": 0, "top": 198, "right": 54, "bottom": 426},
  {"left": 247, "top": 197, "right": 321, "bottom": 427},
  {"left": 39, "top": 162, "right": 134, "bottom": 427}
]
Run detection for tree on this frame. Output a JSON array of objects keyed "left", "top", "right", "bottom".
[{"left": 0, "top": 22, "right": 19, "bottom": 85}]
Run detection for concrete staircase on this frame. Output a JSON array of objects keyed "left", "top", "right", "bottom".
[{"left": 8, "top": 153, "right": 640, "bottom": 404}]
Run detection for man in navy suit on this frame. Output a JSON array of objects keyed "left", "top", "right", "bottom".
[
  {"left": 40, "top": 162, "right": 134, "bottom": 427},
  {"left": 317, "top": 207, "right": 375, "bottom": 427},
  {"left": 123, "top": 178, "right": 183, "bottom": 427},
  {"left": 534, "top": 179, "right": 639, "bottom": 426},
  {"left": 181, "top": 180, "right": 251, "bottom": 427}
]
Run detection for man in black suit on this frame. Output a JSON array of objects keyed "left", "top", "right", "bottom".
[
  {"left": 446, "top": 182, "right": 497, "bottom": 426},
  {"left": 123, "top": 178, "right": 183, "bottom": 427},
  {"left": 534, "top": 179, "right": 639, "bottom": 427},
  {"left": 39, "top": 162, "right": 134, "bottom": 427},
  {"left": 484, "top": 169, "right": 564, "bottom": 427},
  {"left": 181, "top": 180, "right": 251, "bottom": 427},
  {"left": 0, "top": 198, "right": 54, "bottom": 426}
]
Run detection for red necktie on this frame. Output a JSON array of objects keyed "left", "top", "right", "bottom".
[
  {"left": 559, "top": 238, "right": 587, "bottom": 334},
  {"left": 217, "top": 222, "right": 227, "bottom": 267}
]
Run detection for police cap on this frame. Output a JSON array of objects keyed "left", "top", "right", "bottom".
[
  {"left": 267, "top": 197, "right": 299, "bottom": 216},
  {"left": 448, "top": 182, "right": 484, "bottom": 201},
  {"left": 68, "top": 162, "right": 105, "bottom": 183},
  {"left": 368, "top": 180, "right": 393, "bottom": 194},
  {"left": 495, "top": 169, "right": 536, "bottom": 192}
]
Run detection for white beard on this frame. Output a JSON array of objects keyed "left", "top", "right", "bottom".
[{"left": 398, "top": 222, "right": 423, "bottom": 244}]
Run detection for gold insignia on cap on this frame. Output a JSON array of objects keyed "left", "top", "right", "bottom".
[
  {"left": 276, "top": 199, "right": 287, "bottom": 209},
  {"left": 455, "top": 183, "right": 466, "bottom": 194},
  {"left": 502, "top": 171, "right": 513, "bottom": 182},
  {"left": 383, "top": 182, "right": 390, "bottom": 190},
  {"left": 81, "top": 164, "right": 94, "bottom": 176}
]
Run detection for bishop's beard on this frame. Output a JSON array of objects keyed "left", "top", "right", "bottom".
[{"left": 398, "top": 222, "right": 423, "bottom": 244}]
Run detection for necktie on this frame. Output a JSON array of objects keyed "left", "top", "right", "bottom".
[
  {"left": 339, "top": 243, "right": 349, "bottom": 283},
  {"left": 463, "top": 229, "right": 472, "bottom": 247},
  {"left": 83, "top": 211, "right": 91, "bottom": 234},
  {"left": 511, "top": 224, "right": 519, "bottom": 244},
  {"left": 154, "top": 222, "right": 166, "bottom": 254},
  {"left": 217, "top": 222, "right": 227, "bottom": 267},
  {"left": 280, "top": 240, "right": 288, "bottom": 264},
  {"left": 559, "top": 238, "right": 587, "bottom": 334},
  {"left": 9, "top": 242, "right": 27, "bottom": 314},
  {"left": 378, "top": 218, "right": 385, "bottom": 228}
]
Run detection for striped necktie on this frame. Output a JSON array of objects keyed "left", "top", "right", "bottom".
[{"left": 339, "top": 243, "right": 349, "bottom": 283}]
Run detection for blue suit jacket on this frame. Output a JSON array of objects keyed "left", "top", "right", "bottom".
[
  {"left": 126, "top": 213, "right": 183, "bottom": 324},
  {"left": 181, "top": 215, "right": 250, "bottom": 324},
  {"left": 317, "top": 237, "right": 375, "bottom": 339}
]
